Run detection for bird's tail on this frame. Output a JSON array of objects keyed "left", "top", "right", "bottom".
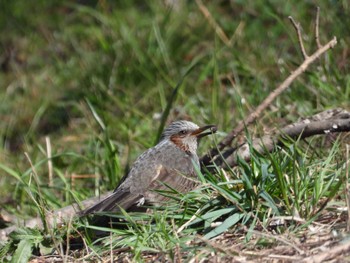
[{"left": 79, "top": 190, "right": 142, "bottom": 216}]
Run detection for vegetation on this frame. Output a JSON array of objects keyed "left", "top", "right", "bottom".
[{"left": 0, "top": 0, "right": 349, "bottom": 261}]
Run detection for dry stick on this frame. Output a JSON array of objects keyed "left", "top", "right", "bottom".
[
  {"left": 222, "top": 116, "right": 350, "bottom": 168},
  {"left": 45, "top": 136, "right": 53, "bottom": 187},
  {"left": 201, "top": 36, "right": 337, "bottom": 165},
  {"left": 289, "top": 16, "right": 309, "bottom": 59},
  {"left": 315, "top": 7, "right": 322, "bottom": 49},
  {"left": 195, "top": 0, "right": 231, "bottom": 47}
]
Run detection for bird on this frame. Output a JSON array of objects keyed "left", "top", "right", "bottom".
[{"left": 80, "top": 120, "right": 217, "bottom": 216}]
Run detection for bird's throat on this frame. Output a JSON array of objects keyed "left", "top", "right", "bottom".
[{"left": 170, "top": 135, "right": 190, "bottom": 153}]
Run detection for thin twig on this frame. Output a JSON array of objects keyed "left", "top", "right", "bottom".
[
  {"left": 195, "top": 0, "right": 232, "bottom": 47},
  {"left": 315, "top": 7, "right": 322, "bottom": 48},
  {"left": 201, "top": 36, "right": 337, "bottom": 165},
  {"left": 289, "top": 16, "right": 309, "bottom": 59}
]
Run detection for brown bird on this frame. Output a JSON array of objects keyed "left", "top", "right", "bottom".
[{"left": 80, "top": 120, "right": 216, "bottom": 216}]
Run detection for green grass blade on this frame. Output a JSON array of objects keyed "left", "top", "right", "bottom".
[
  {"left": 0, "top": 163, "right": 23, "bottom": 182},
  {"left": 204, "top": 213, "right": 244, "bottom": 239},
  {"left": 188, "top": 207, "right": 235, "bottom": 226},
  {"left": 11, "top": 240, "right": 33, "bottom": 263}
]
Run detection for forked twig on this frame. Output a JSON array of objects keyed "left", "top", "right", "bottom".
[
  {"left": 201, "top": 7, "right": 337, "bottom": 165},
  {"left": 288, "top": 16, "right": 309, "bottom": 59}
]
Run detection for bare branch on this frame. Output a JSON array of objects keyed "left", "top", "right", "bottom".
[
  {"left": 289, "top": 16, "right": 309, "bottom": 59},
  {"left": 217, "top": 109, "right": 350, "bottom": 168}
]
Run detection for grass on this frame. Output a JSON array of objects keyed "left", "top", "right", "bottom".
[{"left": 0, "top": 0, "right": 349, "bottom": 261}]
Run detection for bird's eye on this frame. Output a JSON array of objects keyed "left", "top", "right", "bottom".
[{"left": 179, "top": 130, "right": 187, "bottom": 135}]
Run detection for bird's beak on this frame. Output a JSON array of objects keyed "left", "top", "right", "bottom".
[{"left": 191, "top": 125, "right": 217, "bottom": 138}]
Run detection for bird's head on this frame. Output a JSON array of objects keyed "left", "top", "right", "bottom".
[{"left": 160, "top": 120, "right": 217, "bottom": 153}]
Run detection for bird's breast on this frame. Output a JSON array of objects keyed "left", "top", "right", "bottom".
[{"left": 158, "top": 144, "right": 198, "bottom": 176}]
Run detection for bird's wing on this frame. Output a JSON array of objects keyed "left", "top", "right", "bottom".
[
  {"left": 144, "top": 167, "right": 197, "bottom": 204},
  {"left": 79, "top": 158, "right": 165, "bottom": 216},
  {"left": 80, "top": 166, "right": 195, "bottom": 215}
]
